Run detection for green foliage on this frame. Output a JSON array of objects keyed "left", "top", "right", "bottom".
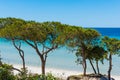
[
  {"left": 0, "top": 17, "right": 120, "bottom": 77},
  {"left": 74, "top": 28, "right": 101, "bottom": 75},
  {"left": 0, "top": 17, "right": 25, "bottom": 39},
  {"left": 75, "top": 28, "right": 101, "bottom": 61},
  {"left": 39, "top": 73, "right": 59, "bottom": 80},
  {"left": 16, "top": 73, "right": 60, "bottom": 80},
  {"left": 0, "top": 64, "right": 16, "bottom": 80},
  {"left": 102, "top": 36, "right": 120, "bottom": 55},
  {"left": 16, "top": 67, "right": 28, "bottom": 80},
  {"left": 89, "top": 46, "right": 107, "bottom": 64},
  {"left": 0, "top": 64, "right": 61, "bottom": 80},
  {"left": 0, "top": 18, "right": 62, "bottom": 75}
]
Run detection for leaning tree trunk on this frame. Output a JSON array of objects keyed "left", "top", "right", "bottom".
[
  {"left": 81, "top": 47, "right": 87, "bottom": 76},
  {"left": 0, "top": 55, "right": 2, "bottom": 66},
  {"left": 96, "top": 61, "right": 100, "bottom": 74},
  {"left": 83, "top": 58, "right": 87, "bottom": 76},
  {"left": 12, "top": 40, "right": 26, "bottom": 73},
  {"left": 89, "top": 59, "right": 97, "bottom": 74},
  {"left": 82, "top": 53, "right": 87, "bottom": 76},
  {"left": 21, "top": 53, "right": 26, "bottom": 73},
  {"left": 108, "top": 54, "right": 112, "bottom": 80}
]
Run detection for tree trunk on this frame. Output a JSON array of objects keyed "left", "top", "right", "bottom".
[
  {"left": 108, "top": 54, "right": 112, "bottom": 80},
  {"left": 12, "top": 40, "right": 26, "bottom": 73},
  {"left": 21, "top": 55, "right": 25, "bottom": 72},
  {"left": 25, "top": 40, "right": 57, "bottom": 76},
  {"left": 81, "top": 46, "right": 87, "bottom": 76},
  {"left": 41, "top": 56, "right": 46, "bottom": 75},
  {"left": 0, "top": 55, "right": 2, "bottom": 66},
  {"left": 17, "top": 50, "right": 26, "bottom": 75},
  {"left": 35, "top": 46, "right": 47, "bottom": 75},
  {"left": 96, "top": 61, "right": 100, "bottom": 74},
  {"left": 89, "top": 59, "right": 97, "bottom": 74},
  {"left": 82, "top": 56, "right": 87, "bottom": 76},
  {"left": 84, "top": 58, "right": 87, "bottom": 76}
]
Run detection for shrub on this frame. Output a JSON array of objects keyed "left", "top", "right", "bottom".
[
  {"left": 0, "top": 64, "right": 16, "bottom": 80},
  {"left": 26, "top": 73, "right": 60, "bottom": 80}
]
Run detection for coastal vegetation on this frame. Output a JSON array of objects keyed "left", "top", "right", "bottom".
[
  {"left": 0, "top": 17, "right": 120, "bottom": 80},
  {"left": 102, "top": 36, "right": 120, "bottom": 80}
]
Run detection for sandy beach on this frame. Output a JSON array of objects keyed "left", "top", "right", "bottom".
[
  {"left": 13, "top": 64, "right": 120, "bottom": 80},
  {"left": 13, "top": 64, "right": 81, "bottom": 79}
]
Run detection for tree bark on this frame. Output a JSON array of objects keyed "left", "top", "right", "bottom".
[
  {"left": 81, "top": 46, "right": 87, "bottom": 76},
  {"left": 89, "top": 59, "right": 97, "bottom": 74},
  {"left": 84, "top": 58, "right": 87, "bottom": 76},
  {"left": 41, "top": 55, "right": 46, "bottom": 75},
  {"left": 21, "top": 53, "right": 25, "bottom": 72},
  {"left": 82, "top": 54, "right": 87, "bottom": 76},
  {"left": 12, "top": 40, "right": 26, "bottom": 73},
  {"left": 0, "top": 55, "right": 2, "bottom": 66},
  {"left": 12, "top": 67, "right": 22, "bottom": 73},
  {"left": 108, "top": 54, "right": 112, "bottom": 80},
  {"left": 96, "top": 61, "right": 100, "bottom": 74}
]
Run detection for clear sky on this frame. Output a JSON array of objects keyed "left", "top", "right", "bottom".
[{"left": 0, "top": 0, "right": 120, "bottom": 27}]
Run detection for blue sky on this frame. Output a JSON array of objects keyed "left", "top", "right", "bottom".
[{"left": 0, "top": 0, "right": 120, "bottom": 27}]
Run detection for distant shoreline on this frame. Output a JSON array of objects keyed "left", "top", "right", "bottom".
[{"left": 12, "top": 64, "right": 120, "bottom": 80}]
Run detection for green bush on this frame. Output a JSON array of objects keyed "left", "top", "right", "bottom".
[
  {"left": 0, "top": 64, "right": 16, "bottom": 80},
  {"left": 0, "top": 64, "right": 62, "bottom": 80},
  {"left": 46, "top": 73, "right": 58, "bottom": 80},
  {"left": 15, "top": 67, "right": 28, "bottom": 80},
  {"left": 26, "top": 73, "right": 60, "bottom": 80}
]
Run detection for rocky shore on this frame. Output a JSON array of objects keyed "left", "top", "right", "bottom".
[{"left": 67, "top": 74, "right": 115, "bottom": 80}]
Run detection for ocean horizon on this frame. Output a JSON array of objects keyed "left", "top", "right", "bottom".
[{"left": 0, "top": 28, "right": 120, "bottom": 77}]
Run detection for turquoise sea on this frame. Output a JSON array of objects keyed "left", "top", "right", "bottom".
[{"left": 0, "top": 28, "right": 120, "bottom": 76}]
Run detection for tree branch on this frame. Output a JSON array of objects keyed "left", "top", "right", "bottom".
[
  {"left": 42, "top": 43, "right": 45, "bottom": 53},
  {"left": 12, "top": 67, "right": 22, "bottom": 73},
  {"left": 34, "top": 41, "right": 42, "bottom": 57},
  {"left": 25, "top": 40, "right": 36, "bottom": 49},
  {"left": 43, "top": 44, "right": 58, "bottom": 55},
  {"left": 12, "top": 40, "right": 24, "bottom": 58}
]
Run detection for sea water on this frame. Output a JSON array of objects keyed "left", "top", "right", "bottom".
[{"left": 0, "top": 28, "right": 120, "bottom": 76}]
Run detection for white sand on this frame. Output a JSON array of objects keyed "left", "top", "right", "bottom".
[
  {"left": 13, "top": 64, "right": 120, "bottom": 80},
  {"left": 111, "top": 75, "right": 120, "bottom": 80},
  {"left": 13, "top": 64, "right": 81, "bottom": 79}
]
